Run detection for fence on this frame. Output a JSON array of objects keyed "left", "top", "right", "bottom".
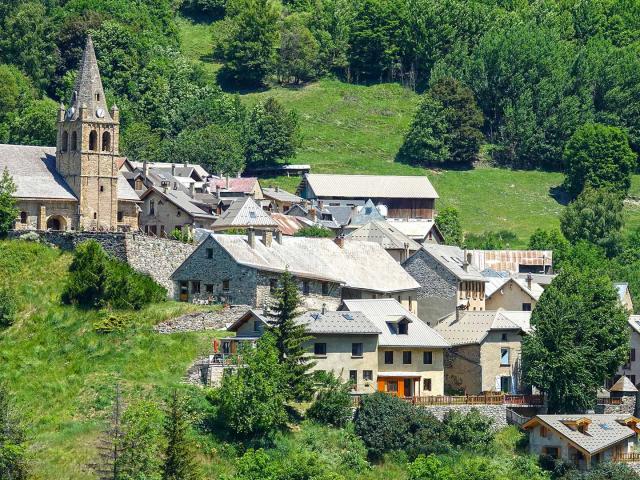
[
  {"left": 506, "top": 408, "right": 530, "bottom": 426},
  {"left": 351, "top": 393, "right": 544, "bottom": 407},
  {"left": 613, "top": 452, "right": 640, "bottom": 463}
]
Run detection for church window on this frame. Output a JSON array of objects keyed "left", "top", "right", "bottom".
[
  {"left": 102, "top": 131, "right": 111, "bottom": 152},
  {"left": 93, "top": 212, "right": 97, "bottom": 220},
  {"left": 20, "top": 212, "right": 27, "bottom": 224},
  {"left": 89, "top": 130, "right": 97, "bottom": 151},
  {"left": 71, "top": 131, "right": 78, "bottom": 151},
  {"left": 100, "top": 185, "right": 104, "bottom": 192},
  {"left": 117, "top": 211, "right": 123, "bottom": 222},
  {"left": 95, "top": 93, "right": 101, "bottom": 101},
  {"left": 61, "top": 132, "right": 69, "bottom": 152}
]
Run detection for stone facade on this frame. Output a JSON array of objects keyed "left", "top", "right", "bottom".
[
  {"left": 139, "top": 189, "right": 212, "bottom": 236},
  {"left": 13, "top": 199, "right": 78, "bottom": 232},
  {"left": 420, "top": 404, "right": 507, "bottom": 430}
]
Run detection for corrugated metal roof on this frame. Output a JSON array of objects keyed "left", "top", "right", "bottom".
[
  {"left": 194, "top": 234, "right": 420, "bottom": 293},
  {"left": 527, "top": 415, "right": 637, "bottom": 455},
  {"left": 296, "top": 310, "right": 381, "bottom": 334},
  {"left": 422, "top": 244, "right": 486, "bottom": 281},
  {"left": 270, "top": 213, "right": 305, "bottom": 236},
  {"left": 342, "top": 299, "right": 449, "bottom": 347},
  {"left": 303, "top": 174, "right": 439, "bottom": 199},
  {"left": 212, "top": 197, "right": 279, "bottom": 230},
  {"left": 485, "top": 276, "right": 544, "bottom": 301},
  {"left": 469, "top": 250, "right": 553, "bottom": 274},
  {"left": 347, "top": 221, "right": 421, "bottom": 251},
  {"left": 435, "top": 310, "right": 531, "bottom": 346},
  {"left": 0, "top": 144, "right": 77, "bottom": 201}
]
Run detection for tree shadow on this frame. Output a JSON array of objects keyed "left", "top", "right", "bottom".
[
  {"left": 549, "top": 185, "right": 571, "bottom": 206},
  {"left": 216, "top": 69, "right": 271, "bottom": 95}
]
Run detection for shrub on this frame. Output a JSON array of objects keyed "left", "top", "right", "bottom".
[
  {"left": 464, "top": 230, "right": 518, "bottom": 249},
  {"left": 307, "top": 374, "right": 352, "bottom": 427},
  {"left": 408, "top": 455, "right": 451, "bottom": 480},
  {"left": 0, "top": 287, "right": 17, "bottom": 328},
  {"left": 294, "top": 225, "right": 333, "bottom": 238},
  {"left": 442, "top": 409, "right": 494, "bottom": 453}
]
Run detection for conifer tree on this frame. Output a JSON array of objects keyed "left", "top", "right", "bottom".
[
  {"left": 162, "top": 391, "right": 200, "bottom": 480},
  {"left": 91, "top": 385, "right": 124, "bottom": 480},
  {"left": 0, "top": 383, "right": 28, "bottom": 480},
  {"left": 270, "top": 269, "right": 315, "bottom": 401},
  {"left": 0, "top": 167, "right": 17, "bottom": 234}
]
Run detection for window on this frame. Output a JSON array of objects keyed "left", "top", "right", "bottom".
[
  {"left": 423, "top": 351, "right": 433, "bottom": 365},
  {"left": 19, "top": 212, "right": 27, "bottom": 224},
  {"left": 269, "top": 278, "right": 278, "bottom": 292},
  {"left": 149, "top": 200, "right": 155, "bottom": 215},
  {"left": 522, "top": 303, "right": 532, "bottom": 311},
  {"left": 222, "top": 279, "right": 230, "bottom": 292},
  {"left": 100, "top": 185, "right": 104, "bottom": 192},
  {"left": 322, "top": 282, "right": 329, "bottom": 295},
  {"left": 205, "top": 284, "right": 213, "bottom": 294},
  {"left": 632, "top": 349, "right": 637, "bottom": 362},
  {"left": 500, "top": 348, "right": 510, "bottom": 366},
  {"left": 89, "top": 130, "right": 97, "bottom": 151},
  {"left": 403, "top": 351, "right": 412, "bottom": 364},
  {"left": 253, "top": 320, "right": 261, "bottom": 333},
  {"left": 352, "top": 343, "right": 363, "bottom": 357},
  {"left": 349, "top": 370, "right": 357, "bottom": 384},
  {"left": 117, "top": 211, "right": 123, "bottom": 222},
  {"left": 544, "top": 447, "right": 560, "bottom": 459},
  {"left": 384, "top": 351, "right": 393, "bottom": 364},
  {"left": 501, "top": 333, "right": 508, "bottom": 341},
  {"left": 102, "top": 131, "right": 111, "bottom": 151},
  {"left": 540, "top": 426, "right": 548, "bottom": 438},
  {"left": 95, "top": 93, "right": 101, "bottom": 101},
  {"left": 190, "top": 281, "right": 200, "bottom": 294},
  {"left": 398, "top": 320, "right": 408, "bottom": 335},
  {"left": 135, "top": 179, "right": 143, "bottom": 190},
  {"left": 314, "top": 343, "right": 327, "bottom": 356},
  {"left": 500, "top": 376, "right": 511, "bottom": 393},
  {"left": 160, "top": 225, "right": 165, "bottom": 236},
  {"left": 93, "top": 212, "right": 97, "bottom": 219},
  {"left": 71, "top": 131, "right": 78, "bottom": 151},
  {"left": 386, "top": 380, "right": 398, "bottom": 393},
  {"left": 423, "top": 378, "right": 432, "bottom": 391},
  {"left": 303, "top": 280, "right": 310, "bottom": 296},
  {"left": 206, "top": 248, "right": 214, "bottom": 259},
  {"left": 61, "top": 131, "right": 68, "bottom": 152},
  {"left": 363, "top": 370, "right": 373, "bottom": 381}
]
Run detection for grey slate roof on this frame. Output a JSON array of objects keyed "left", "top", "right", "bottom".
[
  {"left": 295, "top": 310, "right": 381, "bottom": 335},
  {"left": 303, "top": 174, "right": 439, "bottom": 199},
  {"left": 263, "top": 187, "right": 303, "bottom": 203},
  {"left": 117, "top": 175, "right": 140, "bottom": 202},
  {"left": 342, "top": 299, "right": 449, "bottom": 348},
  {"left": 0, "top": 145, "right": 76, "bottom": 200},
  {"left": 527, "top": 415, "right": 637, "bottom": 455},
  {"left": 435, "top": 310, "right": 532, "bottom": 346},
  {"left": 387, "top": 219, "right": 440, "bottom": 242},
  {"left": 130, "top": 161, "right": 210, "bottom": 180},
  {"left": 324, "top": 206, "right": 353, "bottom": 226},
  {"left": 349, "top": 200, "right": 386, "bottom": 225},
  {"left": 347, "top": 220, "right": 421, "bottom": 251},
  {"left": 421, "top": 244, "right": 486, "bottom": 281},
  {"left": 189, "top": 234, "right": 420, "bottom": 293},
  {"left": 212, "top": 197, "right": 278, "bottom": 230},
  {"left": 143, "top": 187, "right": 214, "bottom": 219}
]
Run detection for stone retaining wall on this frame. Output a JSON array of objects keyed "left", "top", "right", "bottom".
[{"left": 419, "top": 404, "right": 507, "bottom": 430}]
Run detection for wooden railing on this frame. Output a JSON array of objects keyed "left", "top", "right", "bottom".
[
  {"left": 351, "top": 393, "right": 544, "bottom": 407},
  {"left": 613, "top": 452, "right": 640, "bottom": 463},
  {"left": 596, "top": 398, "right": 623, "bottom": 405}
]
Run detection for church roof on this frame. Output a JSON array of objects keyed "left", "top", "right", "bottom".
[
  {"left": 66, "top": 36, "right": 113, "bottom": 123},
  {"left": 0, "top": 145, "right": 77, "bottom": 201}
]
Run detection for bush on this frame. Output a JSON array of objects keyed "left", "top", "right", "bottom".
[
  {"left": 464, "top": 230, "right": 518, "bottom": 249},
  {"left": 442, "top": 409, "right": 494, "bottom": 453},
  {"left": 293, "top": 225, "right": 333, "bottom": 238},
  {"left": 0, "top": 287, "right": 17, "bottom": 328},
  {"left": 62, "top": 240, "right": 166, "bottom": 310},
  {"left": 307, "top": 375, "right": 352, "bottom": 428}
]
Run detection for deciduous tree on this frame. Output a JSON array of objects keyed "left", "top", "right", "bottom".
[
  {"left": 435, "top": 206, "right": 463, "bottom": 246},
  {"left": 0, "top": 383, "right": 28, "bottom": 480},
  {"left": 0, "top": 168, "right": 17, "bottom": 235}
]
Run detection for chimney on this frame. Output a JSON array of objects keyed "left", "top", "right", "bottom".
[
  {"left": 526, "top": 273, "right": 533, "bottom": 290},
  {"left": 226, "top": 175, "right": 230, "bottom": 189},
  {"left": 455, "top": 305, "right": 461, "bottom": 322},
  {"left": 403, "top": 242, "right": 410, "bottom": 262},
  {"left": 171, "top": 163, "right": 176, "bottom": 176},
  {"left": 215, "top": 184, "right": 221, "bottom": 198},
  {"left": 276, "top": 230, "right": 283, "bottom": 244},
  {"left": 247, "top": 227, "right": 256, "bottom": 248},
  {"left": 183, "top": 161, "right": 188, "bottom": 168},
  {"left": 262, "top": 230, "right": 273, "bottom": 247},
  {"left": 189, "top": 182, "right": 195, "bottom": 197},
  {"left": 334, "top": 234, "right": 345, "bottom": 248},
  {"left": 321, "top": 303, "right": 326, "bottom": 315},
  {"left": 462, "top": 250, "right": 469, "bottom": 272},
  {"left": 309, "top": 208, "right": 317, "bottom": 222},
  {"left": 275, "top": 186, "right": 280, "bottom": 192},
  {"left": 142, "top": 160, "right": 148, "bottom": 180}
]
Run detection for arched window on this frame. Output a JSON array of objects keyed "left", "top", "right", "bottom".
[
  {"left": 89, "top": 130, "right": 98, "bottom": 151},
  {"left": 102, "top": 131, "right": 111, "bottom": 152},
  {"left": 61, "top": 131, "right": 69, "bottom": 152},
  {"left": 71, "top": 131, "right": 78, "bottom": 151},
  {"left": 20, "top": 212, "right": 27, "bottom": 224}
]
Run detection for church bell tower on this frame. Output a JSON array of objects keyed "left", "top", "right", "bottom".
[{"left": 56, "top": 36, "right": 122, "bottom": 231}]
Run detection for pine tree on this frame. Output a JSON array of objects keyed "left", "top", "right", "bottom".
[
  {"left": 0, "top": 383, "right": 28, "bottom": 480},
  {"left": 91, "top": 385, "right": 124, "bottom": 480},
  {"left": 269, "top": 269, "right": 315, "bottom": 401},
  {"left": 0, "top": 167, "right": 17, "bottom": 234},
  {"left": 162, "top": 391, "right": 200, "bottom": 480}
]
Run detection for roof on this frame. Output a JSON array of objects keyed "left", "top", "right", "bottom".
[
  {"left": 420, "top": 244, "right": 486, "bottom": 281},
  {"left": 262, "top": 187, "right": 303, "bottom": 203},
  {"left": 211, "top": 177, "right": 259, "bottom": 194},
  {"left": 212, "top": 197, "right": 279, "bottom": 230},
  {"left": 615, "top": 283, "right": 630, "bottom": 301},
  {"left": 515, "top": 272, "right": 557, "bottom": 286},
  {"left": 227, "top": 309, "right": 270, "bottom": 334},
  {"left": 347, "top": 221, "right": 421, "bottom": 251},
  {"left": 469, "top": 250, "right": 553, "bottom": 274},
  {"left": 142, "top": 187, "right": 214, "bottom": 219},
  {"left": 524, "top": 414, "right": 638, "bottom": 455},
  {"left": 628, "top": 315, "right": 640, "bottom": 335},
  {"left": 485, "top": 276, "right": 544, "bottom": 302},
  {"left": 324, "top": 206, "right": 354, "bottom": 226},
  {"left": 342, "top": 299, "right": 449, "bottom": 348},
  {"left": 270, "top": 213, "right": 307, "bottom": 236},
  {"left": 386, "top": 219, "right": 440, "bottom": 241},
  {"left": 0, "top": 145, "right": 77, "bottom": 201},
  {"left": 117, "top": 174, "right": 140, "bottom": 202},
  {"left": 435, "top": 310, "right": 532, "bottom": 346},
  {"left": 301, "top": 174, "right": 439, "bottom": 199},
  {"left": 610, "top": 375, "right": 638, "bottom": 393},
  {"left": 349, "top": 200, "right": 386, "bottom": 225},
  {"left": 182, "top": 234, "right": 420, "bottom": 293},
  {"left": 295, "top": 310, "right": 381, "bottom": 335},
  {"left": 129, "top": 161, "right": 210, "bottom": 179}
]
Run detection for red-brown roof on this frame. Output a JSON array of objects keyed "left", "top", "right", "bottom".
[{"left": 210, "top": 177, "right": 258, "bottom": 193}]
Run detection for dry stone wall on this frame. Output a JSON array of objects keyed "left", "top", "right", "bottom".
[{"left": 419, "top": 404, "right": 508, "bottom": 430}]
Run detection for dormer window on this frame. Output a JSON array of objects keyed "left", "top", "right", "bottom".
[{"left": 398, "top": 320, "right": 408, "bottom": 335}]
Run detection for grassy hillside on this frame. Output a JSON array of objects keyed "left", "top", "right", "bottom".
[{"left": 0, "top": 240, "right": 225, "bottom": 479}]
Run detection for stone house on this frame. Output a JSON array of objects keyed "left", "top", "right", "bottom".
[
  {"left": 298, "top": 173, "right": 438, "bottom": 220},
  {"left": 434, "top": 309, "right": 532, "bottom": 394},
  {"left": 402, "top": 244, "right": 487, "bottom": 325},
  {"left": 346, "top": 220, "right": 421, "bottom": 262},
  {"left": 262, "top": 186, "right": 304, "bottom": 213},
  {"left": 170, "top": 231, "right": 420, "bottom": 313},
  {"left": 612, "top": 316, "right": 640, "bottom": 388},
  {"left": 0, "top": 36, "right": 140, "bottom": 232},
  {"left": 138, "top": 186, "right": 215, "bottom": 237},
  {"left": 484, "top": 275, "right": 544, "bottom": 311},
  {"left": 524, "top": 414, "right": 639, "bottom": 470},
  {"left": 386, "top": 219, "right": 444, "bottom": 245},
  {"left": 223, "top": 299, "right": 448, "bottom": 396}
]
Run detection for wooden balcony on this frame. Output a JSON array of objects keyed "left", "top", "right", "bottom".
[
  {"left": 613, "top": 452, "right": 640, "bottom": 463},
  {"left": 351, "top": 393, "right": 544, "bottom": 407}
]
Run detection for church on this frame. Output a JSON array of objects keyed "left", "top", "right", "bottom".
[{"left": 0, "top": 36, "right": 140, "bottom": 232}]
